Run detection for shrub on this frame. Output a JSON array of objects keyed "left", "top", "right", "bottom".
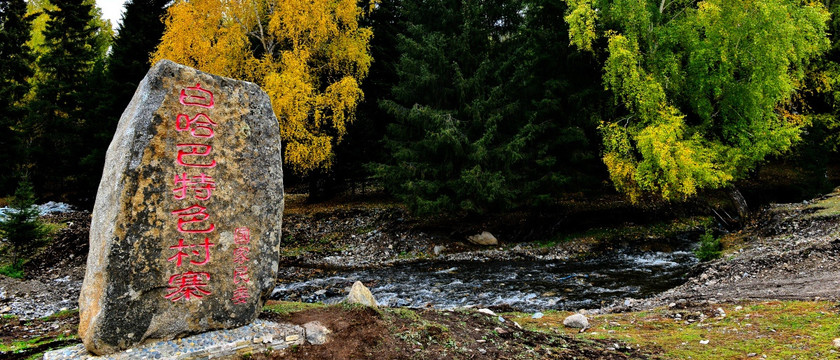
[
  {"left": 695, "top": 229, "right": 722, "bottom": 261},
  {"left": 0, "top": 180, "right": 50, "bottom": 272}
]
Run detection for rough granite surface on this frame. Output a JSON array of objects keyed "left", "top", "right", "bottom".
[{"left": 78, "top": 59, "right": 284, "bottom": 355}]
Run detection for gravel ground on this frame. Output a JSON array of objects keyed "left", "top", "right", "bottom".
[
  {"left": 607, "top": 189, "right": 840, "bottom": 312},
  {"left": 3, "top": 189, "right": 839, "bottom": 321}
]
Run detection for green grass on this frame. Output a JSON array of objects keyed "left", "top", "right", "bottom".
[
  {"left": 0, "top": 260, "right": 24, "bottom": 278},
  {"left": 40, "top": 309, "right": 78, "bottom": 322},
  {"left": 262, "top": 300, "right": 326, "bottom": 316},
  {"left": 0, "top": 334, "right": 78, "bottom": 356},
  {"left": 804, "top": 188, "right": 840, "bottom": 219},
  {"left": 508, "top": 300, "right": 840, "bottom": 359}
]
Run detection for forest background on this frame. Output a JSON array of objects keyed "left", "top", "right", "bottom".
[{"left": 2, "top": 0, "right": 840, "bottom": 217}]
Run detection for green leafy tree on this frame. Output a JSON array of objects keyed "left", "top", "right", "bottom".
[
  {"left": 564, "top": 0, "right": 831, "bottom": 202},
  {"left": 784, "top": 0, "right": 840, "bottom": 195},
  {"left": 25, "top": 0, "right": 114, "bottom": 60},
  {"left": 0, "top": 180, "right": 50, "bottom": 271},
  {"left": 0, "top": 0, "right": 35, "bottom": 195}
]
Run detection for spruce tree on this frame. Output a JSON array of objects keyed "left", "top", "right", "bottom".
[
  {"left": 376, "top": 0, "right": 609, "bottom": 214},
  {"left": 376, "top": 0, "right": 528, "bottom": 214},
  {"left": 0, "top": 0, "right": 34, "bottom": 195},
  {"left": 27, "top": 0, "right": 102, "bottom": 198},
  {"left": 0, "top": 180, "right": 50, "bottom": 269},
  {"left": 107, "top": 0, "right": 169, "bottom": 114},
  {"left": 75, "top": 0, "right": 170, "bottom": 199}
]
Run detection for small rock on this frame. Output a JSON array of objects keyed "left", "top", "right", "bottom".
[
  {"left": 494, "top": 327, "right": 508, "bottom": 334},
  {"left": 467, "top": 232, "right": 498, "bottom": 246},
  {"left": 497, "top": 316, "right": 505, "bottom": 323},
  {"left": 833, "top": 338, "right": 840, "bottom": 348},
  {"left": 285, "top": 335, "right": 300, "bottom": 342},
  {"left": 345, "top": 281, "right": 378, "bottom": 307},
  {"left": 747, "top": 353, "right": 757, "bottom": 357},
  {"left": 699, "top": 339, "right": 710, "bottom": 345},
  {"left": 562, "top": 314, "right": 588, "bottom": 329},
  {"left": 303, "top": 321, "right": 331, "bottom": 345},
  {"left": 735, "top": 306, "right": 743, "bottom": 311},
  {"left": 314, "top": 289, "right": 327, "bottom": 296},
  {"left": 433, "top": 245, "right": 446, "bottom": 256},
  {"left": 532, "top": 312, "right": 544, "bottom": 319},
  {"left": 477, "top": 308, "right": 497, "bottom": 316}
]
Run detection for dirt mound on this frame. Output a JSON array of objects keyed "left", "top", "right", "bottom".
[
  {"left": 25, "top": 211, "right": 90, "bottom": 281},
  {"left": 257, "top": 304, "right": 654, "bottom": 359}
]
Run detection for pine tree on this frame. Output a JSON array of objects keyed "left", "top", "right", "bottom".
[
  {"left": 27, "top": 0, "right": 104, "bottom": 198},
  {"left": 375, "top": 0, "right": 609, "bottom": 214},
  {"left": 77, "top": 0, "right": 170, "bottom": 199},
  {"left": 0, "top": 0, "right": 34, "bottom": 195},
  {"left": 0, "top": 180, "right": 50, "bottom": 269},
  {"left": 376, "top": 0, "right": 529, "bottom": 214},
  {"left": 107, "top": 0, "right": 169, "bottom": 114}
]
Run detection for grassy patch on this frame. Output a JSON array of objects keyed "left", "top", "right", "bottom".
[
  {"left": 263, "top": 300, "right": 326, "bottom": 316},
  {"left": 0, "top": 334, "right": 78, "bottom": 356},
  {"left": 804, "top": 188, "right": 840, "bottom": 219},
  {"left": 0, "top": 260, "right": 24, "bottom": 278},
  {"left": 508, "top": 300, "right": 840, "bottom": 359},
  {"left": 40, "top": 309, "right": 78, "bottom": 322}
]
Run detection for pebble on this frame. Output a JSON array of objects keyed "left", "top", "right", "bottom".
[{"left": 532, "top": 312, "right": 544, "bottom": 319}]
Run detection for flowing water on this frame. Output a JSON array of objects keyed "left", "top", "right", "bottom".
[{"left": 272, "top": 242, "right": 698, "bottom": 312}]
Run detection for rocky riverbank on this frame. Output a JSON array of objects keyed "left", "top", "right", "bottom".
[{"left": 2, "top": 188, "right": 840, "bottom": 358}]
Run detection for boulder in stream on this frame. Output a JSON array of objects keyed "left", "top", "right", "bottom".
[
  {"left": 345, "top": 281, "right": 377, "bottom": 307},
  {"left": 467, "top": 231, "right": 498, "bottom": 246}
]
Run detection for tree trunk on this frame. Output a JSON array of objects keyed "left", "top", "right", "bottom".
[{"left": 728, "top": 186, "right": 749, "bottom": 221}]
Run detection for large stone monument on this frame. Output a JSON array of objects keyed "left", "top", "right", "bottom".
[{"left": 78, "top": 60, "right": 284, "bottom": 355}]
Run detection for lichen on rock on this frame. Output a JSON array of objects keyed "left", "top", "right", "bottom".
[{"left": 78, "top": 60, "right": 284, "bottom": 355}]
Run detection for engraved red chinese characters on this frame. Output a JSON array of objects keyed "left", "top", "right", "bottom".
[
  {"left": 175, "top": 113, "right": 217, "bottom": 138},
  {"left": 171, "top": 205, "right": 215, "bottom": 233},
  {"left": 179, "top": 83, "right": 215, "bottom": 108},
  {"left": 165, "top": 271, "right": 212, "bottom": 301},
  {"left": 172, "top": 173, "right": 216, "bottom": 200},
  {"left": 167, "top": 238, "right": 215, "bottom": 266},
  {"left": 176, "top": 144, "right": 217, "bottom": 168},
  {"left": 231, "top": 227, "right": 252, "bottom": 305}
]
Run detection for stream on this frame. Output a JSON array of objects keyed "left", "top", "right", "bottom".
[{"left": 272, "top": 242, "right": 699, "bottom": 312}]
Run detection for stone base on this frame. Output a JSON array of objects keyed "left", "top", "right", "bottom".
[{"left": 45, "top": 320, "right": 304, "bottom": 360}]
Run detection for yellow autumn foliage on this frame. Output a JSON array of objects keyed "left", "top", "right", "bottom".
[{"left": 152, "top": 0, "right": 374, "bottom": 173}]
